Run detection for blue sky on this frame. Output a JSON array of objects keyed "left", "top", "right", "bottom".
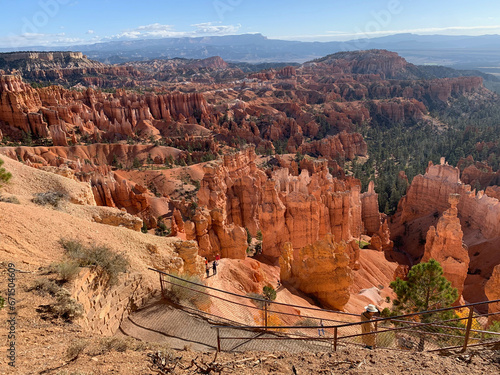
[{"left": 1, "top": 0, "right": 500, "bottom": 48}]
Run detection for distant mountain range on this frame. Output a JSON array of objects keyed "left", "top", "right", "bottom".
[{"left": 2, "top": 33, "right": 500, "bottom": 76}]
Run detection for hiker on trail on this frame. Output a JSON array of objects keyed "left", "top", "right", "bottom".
[
  {"left": 215, "top": 254, "right": 220, "bottom": 262},
  {"left": 318, "top": 319, "right": 325, "bottom": 336},
  {"left": 360, "top": 304, "right": 379, "bottom": 349},
  {"left": 212, "top": 260, "right": 218, "bottom": 275},
  {"left": 205, "top": 258, "right": 210, "bottom": 278}
]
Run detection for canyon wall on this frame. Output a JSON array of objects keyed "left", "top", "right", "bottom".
[
  {"left": 0, "top": 75, "right": 212, "bottom": 143},
  {"left": 484, "top": 265, "right": 500, "bottom": 322},
  {"left": 392, "top": 158, "right": 500, "bottom": 305},
  {"left": 186, "top": 147, "right": 365, "bottom": 259},
  {"left": 397, "top": 159, "right": 500, "bottom": 243}
]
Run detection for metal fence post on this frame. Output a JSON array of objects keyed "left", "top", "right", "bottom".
[
  {"left": 462, "top": 306, "right": 474, "bottom": 352},
  {"left": 333, "top": 327, "right": 338, "bottom": 352},
  {"left": 216, "top": 328, "right": 221, "bottom": 352},
  {"left": 159, "top": 272, "right": 164, "bottom": 295},
  {"left": 264, "top": 302, "right": 268, "bottom": 330}
]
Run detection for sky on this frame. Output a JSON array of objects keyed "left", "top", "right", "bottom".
[{"left": 1, "top": 0, "right": 500, "bottom": 48}]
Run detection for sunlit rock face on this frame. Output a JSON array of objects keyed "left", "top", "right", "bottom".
[
  {"left": 422, "top": 194, "right": 469, "bottom": 298},
  {"left": 280, "top": 234, "right": 353, "bottom": 310}
]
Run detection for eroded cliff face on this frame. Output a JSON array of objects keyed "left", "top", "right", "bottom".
[
  {"left": 422, "top": 194, "right": 469, "bottom": 298},
  {"left": 298, "top": 131, "right": 367, "bottom": 160},
  {"left": 279, "top": 234, "right": 353, "bottom": 310},
  {"left": 391, "top": 158, "right": 500, "bottom": 304},
  {"left": 395, "top": 158, "right": 500, "bottom": 248},
  {"left": 0, "top": 75, "right": 212, "bottom": 143},
  {"left": 484, "top": 265, "right": 500, "bottom": 322},
  {"left": 186, "top": 147, "right": 365, "bottom": 260}
]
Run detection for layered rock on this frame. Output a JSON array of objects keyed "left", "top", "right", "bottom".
[
  {"left": 298, "top": 131, "right": 367, "bottom": 160},
  {"left": 186, "top": 148, "right": 265, "bottom": 259},
  {"left": 396, "top": 158, "right": 500, "bottom": 243},
  {"left": 184, "top": 207, "right": 248, "bottom": 260},
  {"left": 279, "top": 234, "right": 353, "bottom": 310},
  {"left": 421, "top": 194, "right": 469, "bottom": 297},
  {"left": 361, "top": 181, "right": 381, "bottom": 235},
  {"left": 174, "top": 240, "right": 205, "bottom": 275},
  {"left": 392, "top": 158, "right": 500, "bottom": 305},
  {"left": 187, "top": 147, "right": 364, "bottom": 260},
  {"left": 91, "top": 207, "right": 143, "bottom": 231},
  {"left": 484, "top": 265, "right": 500, "bottom": 322},
  {"left": 259, "top": 158, "right": 363, "bottom": 257},
  {"left": 0, "top": 75, "right": 213, "bottom": 142}
]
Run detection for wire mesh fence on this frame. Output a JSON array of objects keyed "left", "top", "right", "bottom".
[{"left": 150, "top": 268, "right": 500, "bottom": 353}]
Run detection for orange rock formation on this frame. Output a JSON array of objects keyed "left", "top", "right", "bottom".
[
  {"left": 422, "top": 194, "right": 469, "bottom": 297},
  {"left": 279, "top": 234, "right": 353, "bottom": 310},
  {"left": 186, "top": 147, "right": 365, "bottom": 260},
  {"left": 484, "top": 265, "right": 500, "bottom": 322}
]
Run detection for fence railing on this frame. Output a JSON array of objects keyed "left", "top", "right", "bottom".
[{"left": 149, "top": 268, "right": 500, "bottom": 353}]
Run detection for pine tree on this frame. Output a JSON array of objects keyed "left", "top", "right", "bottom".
[
  {"left": 390, "top": 259, "right": 458, "bottom": 350},
  {"left": 263, "top": 285, "right": 277, "bottom": 301}
]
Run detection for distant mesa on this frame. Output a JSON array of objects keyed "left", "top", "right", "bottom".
[{"left": 0, "top": 51, "right": 86, "bottom": 62}]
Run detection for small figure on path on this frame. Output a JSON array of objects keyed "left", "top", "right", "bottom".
[
  {"left": 360, "top": 304, "right": 379, "bottom": 349},
  {"left": 318, "top": 319, "right": 325, "bottom": 336},
  {"left": 212, "top": 260, "right": 218, "bottom": 275},
  {"left": 205, "top": 258, "right": 210, "bottom": 278}
]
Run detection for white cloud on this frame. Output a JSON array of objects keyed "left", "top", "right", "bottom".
[
  {"left": 108, "top": 22, "right": 240, "bottom": 41},
  {"left": 1, "top": 32, "right": 86, "bottom": 48},
  {"left": 192, "top": 22, "right": 241, "bottom": 35},
  {"left": 1, "top": 22, "right": 243, "bottom": 48}
]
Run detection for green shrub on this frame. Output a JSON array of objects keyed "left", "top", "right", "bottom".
[
  {"left": 66, "top": 339, "right": 88, "bottom": 360},
  {"left": 52, "top": 288, "right": 84, "bottom": 321},
  {"left": 164, "top": 273, "right": 210, "bottom": 309},
  {"left": 28, "top": 278, "right": 61, "bottom": 296},
  {"left": 256, "top": 229, "right": 263, "bottom": 241},
  {"left": 485, "top": 320, "right": 500, "bottom": 339},
  {"left": 246, "top": 227, "right": 252, "bottom": 244},
  {"left": 294, "top": 318, "right": 318, "bottom": 327},
  {"left": 99, "top": 337, "right": 130, "bottom": 353},
  {"left": 56, "top": 261, "right": 81, "bottom": 283},
  {"left": 132, "top": 157, "right": 142, "bottom": 169},
  {"left": 263, "top": 285, "right": 277, "bottom": 301},
  {"left": 60, "top": 239, "right": 128, "bottom": 287},
  {"left": 0, "top": 158, "right": 12, "bottom": 187},
  {"left": 0, "top": 195, "right": 20, "bottom": 204},
  {"left": 32, "top": 191, "right": 65, "bottom": 207},
  {"left": 380, "top": 307, "right": 394, "bottom": 318},
  {"left": 247, "top": 292, "right": 266, "bottom": 308},
  {"left": 155, "top": 220, "right": 171, "bottom": 237}
]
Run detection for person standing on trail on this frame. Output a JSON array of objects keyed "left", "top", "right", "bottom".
[
  {"left": 360, "top": 304, "right": 379, "bottom": 349},
  {"left": 205, "top": 258, "right": 210, "bottom": 278},
  {"left": 318, "top": 319, "right": 325, "bottom": 336},
  {"left": 212, "top": 259, "right": 218, "bottom": 275}
]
